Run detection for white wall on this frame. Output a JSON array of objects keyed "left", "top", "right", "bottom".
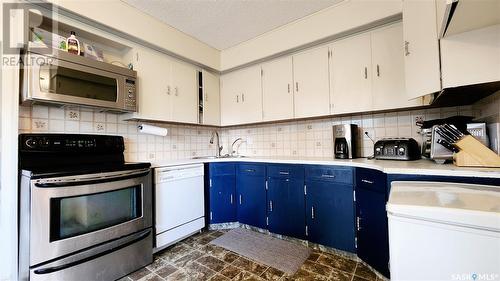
[
  {"left": 220, "top": 0, "right": 402, "bottom": 70},
  {"left": 0, "top": 2, "right": 20, "bottom": 279},
  {"left": 48, "top": 0, "right": 221, "bottom": 70}
]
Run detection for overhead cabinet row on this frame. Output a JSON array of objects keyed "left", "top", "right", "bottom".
[
  {"left": 125, "top": 46, "right": 220, "bottom": 126},
  {"left": 220, "top": 22, "right": 423, "bottom": 126}
]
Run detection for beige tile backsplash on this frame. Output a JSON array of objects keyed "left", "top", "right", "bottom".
[{"left": 19, "top": 99, "right": 496, "bottom": 162}]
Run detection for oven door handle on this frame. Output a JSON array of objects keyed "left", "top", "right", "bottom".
[
  {"left": 34, "top": 169, "right": 150, "bottom": 188},
  {"left": 32, "top": 229, "right": 151, "bottom": 275}
]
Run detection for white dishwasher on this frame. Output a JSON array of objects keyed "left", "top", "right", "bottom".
[{"left": 154, "top": 164, "right": 205, "bottom": 251}]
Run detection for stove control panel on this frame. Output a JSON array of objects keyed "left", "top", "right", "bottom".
[{"left": 20, "top": 134, "right": 124, "bottom": 152}]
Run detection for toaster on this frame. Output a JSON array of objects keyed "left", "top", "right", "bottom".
[{"left": 374, "top": 138, "right": 421, "bottom": 161}]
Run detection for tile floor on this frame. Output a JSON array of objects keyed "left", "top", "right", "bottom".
[{"left": 120, "top": 230, "right": 382, "bottom": 281}]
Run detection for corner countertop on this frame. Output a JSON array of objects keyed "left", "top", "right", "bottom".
[{"left": 151, "top": 156, "right": 500, "bottom": 179}]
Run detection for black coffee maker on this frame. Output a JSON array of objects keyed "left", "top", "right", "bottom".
[{"left": 333, "top": 124, "right": 360, "bottom": 159}]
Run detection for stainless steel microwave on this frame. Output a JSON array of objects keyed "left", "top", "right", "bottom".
[{"left": 21, "top": 48, "right": 137, "bottom": 112}]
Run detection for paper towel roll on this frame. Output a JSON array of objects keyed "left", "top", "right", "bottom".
[{"left": 138, "top": 124, "right": 168, "bottom": 136}]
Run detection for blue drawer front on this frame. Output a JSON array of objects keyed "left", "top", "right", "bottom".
[
  {"left": 209, "top": 163, "right": 236, "bottom": 176},
  {"left": 237, "top": 163, "right": 266, "bottom": 177},
  {"left": 267, "top": 164, "right": 305, "bottom": 179},
  {"left": 305, "top": 165, "right": 354, "bottom": 184},
  {"left": 356, "top": 168, "right": 386, "bottom": 194}
]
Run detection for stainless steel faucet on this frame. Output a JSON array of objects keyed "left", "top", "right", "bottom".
[
  {"left": 210, "top": 131, "right": 223, "bottom": 157},
  {"left": 231, "top": 138, "right": 245, "bottom": 156}
]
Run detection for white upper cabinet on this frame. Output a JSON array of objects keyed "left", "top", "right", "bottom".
[
  {"left": 440, "top": 24, "right": 500, "bottom": 88},
  {"left": 292, "top": 46, "right": 330, "bottom": 118},
  {"left": 128, "top": 47, "right": 199, "bottom": 124},
  {"left": 330, "top": 33, "right": 372, "bottom": 114},
  {"left": 202, "top": 70, "right": 220, "bottom": 126},
  {"left": 220, "top": 65, "right": 262, "bottom": 126},
  {"left": 262, "top": 57, "right": 294, "bottom": 121},
  {"left": 133, "top": 47, "right": 172, "bottom": 121},
  {"left": 238, "top": 65, "right": 263, "bottom": 124},
  {"left": 372, "top": 23, "right": 422, "bottom": 110},
  {"left": 170, "top": 60, "right": 198, "bottom": 124},
  {"left": 402, "top": 0, "right": 442, "bottom": 100}
]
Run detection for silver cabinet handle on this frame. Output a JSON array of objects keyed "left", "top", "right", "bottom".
[
  {"left": 230, "top": 194, "right": 233, "bottom": 204},
  {"left": 376, "top": 64, "right": 380, "bottom": 77},
  {"left": 295, "top": 82, "right": 299, "bottom": 92},
  {"left": 357, "top": 217, "right": 361, "bottom": 231},
  {"left": 321, "top": 174, "right": 335, "bottom": 178},
  {"left": 279, "top": 171, "right": 289, "bottom": 175},
  {"left": 311, "top": 206, "right": 315, "bottom": 219},
  {"left": 242, "top": 93, "right": 245, "bottom": 102},
  {"left": 364, "top": 67, "right": 367, "bottom": 79},
  {"left": 175, "top": 87, "right": 179, "bottom": 96},
  {"left": 236, "top": 95, "right": 239, "bottom": 103},
  {"left": 167, "top": 85, "right": 171, "bottom": 95},
  {"left": 239, "top": 194, "right": 242, "bottom": 205},
  {"left": 361, "top": 179, "right": 373, "bottom": 184},
  {"left": 269, "top": 200, "right": 273, "bottom": 212},
  {"left": 404, "top": 41, "right": 410, "bottom": 56},
  {"left": 287, "top": 83, "right": 290, "bottom": 93}
]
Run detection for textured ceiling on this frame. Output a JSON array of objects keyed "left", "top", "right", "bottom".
[{"left": 121, "top": 0, "right": 344, "bottom": 50}]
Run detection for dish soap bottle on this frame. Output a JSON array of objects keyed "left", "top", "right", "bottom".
[{"left": 66, "top": 31, "right": 80, "bottom": 55}]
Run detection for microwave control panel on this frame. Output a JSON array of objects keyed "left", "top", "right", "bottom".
[{"left": 124, "top": 78, "right": 137, "bottom": 111}]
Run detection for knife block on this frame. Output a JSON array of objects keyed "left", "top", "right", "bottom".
[{"left": 453, "top": 135, "right": 500, "bottom": 167}]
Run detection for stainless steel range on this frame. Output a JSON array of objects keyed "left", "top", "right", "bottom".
[{"left": 18, "top": 134, "right": 152, "bottom": 281}]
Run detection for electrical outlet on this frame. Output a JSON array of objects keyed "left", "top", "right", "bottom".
[{"left": 414, "top": 115, "right": 424, "bottom": 126}]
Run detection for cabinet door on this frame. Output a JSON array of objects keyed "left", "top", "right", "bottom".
[
  {"left": 293, "top": 46, "right": 330, "bottom": 118},
  {"left": 239, "top": 65, "right": 263, "bottom": 124},
  {"left": 220, "top": 71, "right": 241, "bottom": 126},
  {"left": 306, "top": 181, "right": 356, "bottom": 253},
  {"left": 236, "top": 166, "right": 267, "bottom": 229},
  {"left": 356, "top": 188, "right": 390, "bottom": 278},
  {"left": 268, "top": 177, "right": 306, "bottom": 239},
  {"left": 202, "top": 70, "right": 220, "bottom": 126},
  {"left": 330, "top": 34, "right": 373, "bottom": 114},
  {"left": 262, "top": 57, "right": 294, "bottom": 121},
  {"left": 134, "top": 47, "right": 172, "bottom": 120},
  {"left": 371, "top": 23, "right": 422, "bottom": 110},
  {"left": 171, "top": 60, "right": 198, "bottom": 124},
  {"left": 209, "top": 175, "right": 236, "bottom": 224},
  {"left": 403, "top": 0, "right": 442, "bottom": 99}
]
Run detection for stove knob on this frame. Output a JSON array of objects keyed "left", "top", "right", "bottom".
[{"left": 25, "top": 138, "right": 37, "bottom": 148}]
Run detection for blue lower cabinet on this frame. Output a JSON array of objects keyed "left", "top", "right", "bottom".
[
  {"left": 208, "top": 163, "right": 236, "bottom": 224},
  {"left": 305, "top": 166, "right": 356, "bottom": 253},
  {"left": 267, "top": 165, "right": 306, "bottom": 239},
  {"left": 236, "top": 164, "right": 267, "bottom": 229},
  {"left": 356, "top": 168, "right": 389, "bottom": 278}
]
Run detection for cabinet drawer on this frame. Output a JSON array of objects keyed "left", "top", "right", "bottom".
[
  {"left": 356, "top": 168, "right": 386, "bottom": 193},
  {"left": 305, "top": 165, "right": 353, "bottom": 184},
  {"left": 209, "top": 163, "right": 236, "bottom": 176},
  {"left": 238, "top": 163, "right": 266, "bottom": 177},
  {"left": 267, "top": 164, "right": 304, "bottom": 179}
]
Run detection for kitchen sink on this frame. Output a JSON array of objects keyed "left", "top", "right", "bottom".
[{"left": 191, "top": 155, "right": 247, "bottom": 159}]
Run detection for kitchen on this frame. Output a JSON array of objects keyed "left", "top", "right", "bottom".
[{"left": 1, "top": 0, "right": 500, "bottom": 281}]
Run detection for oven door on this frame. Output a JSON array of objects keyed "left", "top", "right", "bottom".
[
  {"left": 29, "top": 168, "right": 152, "bottom": 266},
  {"left": 24, "top": 53, "right": 127, "bottom": 111}
]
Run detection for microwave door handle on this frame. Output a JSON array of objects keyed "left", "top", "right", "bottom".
[
  {"left": 33, "top": 229, "right": 151, "bottom": 275},
  {"left": 34, "top": 169, "right": 150, "bottom": 188}
]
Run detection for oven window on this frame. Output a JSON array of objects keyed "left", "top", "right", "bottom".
[
  {"left": 40, "top": 65, "right": 118, "bottom": 102},
  {"left": 50, "top": 186, "right": 142, "bottom": 241}
]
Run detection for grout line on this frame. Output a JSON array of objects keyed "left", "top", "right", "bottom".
[{"left": 351, "top": 262, "right": 359, "bottom": 281}]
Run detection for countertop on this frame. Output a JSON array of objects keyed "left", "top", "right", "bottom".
[{"left": 151, "top": 156, "right": 500, "bottom": 179}]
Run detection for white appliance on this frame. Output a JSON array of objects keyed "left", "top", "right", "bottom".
[
  {"left": 154, "top": 164, "right": 205, "bottom": 251},
  {"left": 387, "top": 181, "right": 500, "bottom": 281}
]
